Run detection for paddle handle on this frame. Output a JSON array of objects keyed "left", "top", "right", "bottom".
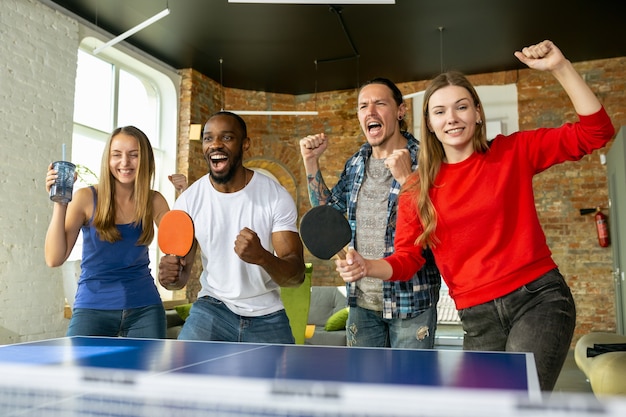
[
  {"left": 334, "top": 248, "right": 346, "bottom": 260},
  {"left": 162, "top": 254, "right": 186, "bottom": 291}
]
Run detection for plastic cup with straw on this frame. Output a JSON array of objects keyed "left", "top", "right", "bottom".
[{"left": 49, "top": 143, "right": 76, "bottom": 204}]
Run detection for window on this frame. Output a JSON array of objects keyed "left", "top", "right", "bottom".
[{"left": 69, "top": 38, "right": 181, "bottom": 302}]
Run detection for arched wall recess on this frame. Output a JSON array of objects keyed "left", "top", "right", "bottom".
[{"left": 245, "top": 158, "right": 299, "bottom": 209}]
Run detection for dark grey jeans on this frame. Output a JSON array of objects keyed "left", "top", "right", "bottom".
[{"left": 458, "top": 268, "right": 576, "bottom": 391}]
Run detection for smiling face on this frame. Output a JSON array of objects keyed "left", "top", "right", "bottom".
[
  {"left": 202, "top": 113, "right": 250, "bottom": 185},
  {"left": 426, "top": 85, "right": 482, "bottom": 163},
  {"left": 357, "top": 83, "right": 406, "bottom": 151},
  {"left": 109, "top": 133, "right": 139, "bottom": 184}
]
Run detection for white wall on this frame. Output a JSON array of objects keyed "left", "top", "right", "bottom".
[
  {"left": 0, "top": 1, "right": 182, "bottom": 344},
  {"left": 0, "top": 0, "right": 79, "bottom": 343}
]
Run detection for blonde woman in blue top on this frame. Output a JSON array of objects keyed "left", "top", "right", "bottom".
[{"left": 45, "top": 126, "right": 170, "bottom": 338}]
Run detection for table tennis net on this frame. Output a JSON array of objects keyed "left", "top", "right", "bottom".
[
  {"left": 1, "top": 363, "right": 344, "bottom": 417},
  {"left": 1, "top": 362, "right": 624, "bottom": 417}
]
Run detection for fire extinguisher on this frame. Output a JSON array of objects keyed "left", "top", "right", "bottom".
[
  {"left": 594, "top": 207, "right": 610, "bottom": 248},
  {"left": 580, "top": 207, "right": 610, "bottom": 247}
]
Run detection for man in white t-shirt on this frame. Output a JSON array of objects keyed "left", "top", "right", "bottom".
[{"left": 159, "top": 111, "right": 305, "bottom": 343}]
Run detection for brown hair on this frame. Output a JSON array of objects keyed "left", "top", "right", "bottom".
[
  {"left": 93, "top": 126, "right": 156, "bottom": 245},
  {"left": 407, "top": 71, "right": 488, "bottom": 247},
  {"left": 359, "top": 77, "right": 408, "bottom": 132}
]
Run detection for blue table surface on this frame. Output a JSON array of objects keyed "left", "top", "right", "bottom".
[{"left": 0, "top": 336, "right": 534, "bottom": 392}]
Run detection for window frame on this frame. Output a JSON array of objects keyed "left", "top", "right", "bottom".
[{"left": 68, "top": 35, "right": 182, "bottom": 301}]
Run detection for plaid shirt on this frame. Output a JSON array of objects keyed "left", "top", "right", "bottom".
[{"left": 327, "top": 132, "right": 441, "bottom": 319}]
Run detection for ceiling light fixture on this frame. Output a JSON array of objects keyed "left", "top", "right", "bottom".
[
  {"left": 93, "top": 8, "right": 170, "bottom": 55},
  {"left": 228, "top": 1, "right": 394, "bottom": 4},
  {"left": 316, "top": 5, "right": 359, "bottom": 65},
  {"left": 229, "top": 110, "right": 319, "bottom": 116}
]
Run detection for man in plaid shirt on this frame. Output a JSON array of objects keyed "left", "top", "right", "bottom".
[{"left": 299, "top": 77, "right": 441, "bottom": 348}]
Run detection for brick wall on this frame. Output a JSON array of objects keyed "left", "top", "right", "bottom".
[
  {"left": 6, "top": 0, "right": 621, "bottom": 347},
  {"left": 179, "top": 57, "right": 626, "bottom": 344},
  {"left": 0, "top": 0, "right": 78, "bottom": 343}
]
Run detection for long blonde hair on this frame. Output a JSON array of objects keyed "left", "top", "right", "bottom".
[
  {"left": 407, "top": 71, "right": 489, "bottom": 247},
  {"left": 93, "top": 126, "right": 156, "bottom": 245}
]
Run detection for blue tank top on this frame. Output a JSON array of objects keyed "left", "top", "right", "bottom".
[{"left": 74, "top": 187, "right": 161, "bottom": 309}]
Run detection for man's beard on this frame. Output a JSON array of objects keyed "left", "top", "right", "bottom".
[{"left": 206, "top": 152, "right": 242, "bottom": 184}]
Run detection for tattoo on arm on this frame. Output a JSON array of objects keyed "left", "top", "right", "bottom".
[{"left": 307, "top": 170, "right": 331, "bottom": 206}]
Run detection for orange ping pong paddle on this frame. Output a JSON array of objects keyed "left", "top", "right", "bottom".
[{"left": 158, "top": 210, "right": 194, "bottom": 288}]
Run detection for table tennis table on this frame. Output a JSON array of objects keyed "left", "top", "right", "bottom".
[{"left": 0, "top": 336, "right": 622, "bottom": 416}]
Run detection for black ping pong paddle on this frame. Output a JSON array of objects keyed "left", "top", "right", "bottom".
[{"left": 300, "top": 205, "right": 351, "bottom": 260}]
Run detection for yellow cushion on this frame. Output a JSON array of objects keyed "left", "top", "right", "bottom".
[
  {"left": 305, "top": 324, "right": 316, "bottom": 339},
  {"left": 324, "top": 307, "right": 349, "bottom": 331},
  {"left": 575, "top": 332, "right": 626, "bottom": 377},
  {"left": 575, "top": 332, "right": 626, "bottom": 396},
  {"left": 588, "top": 352, "right": 626, "bottom": 396}
]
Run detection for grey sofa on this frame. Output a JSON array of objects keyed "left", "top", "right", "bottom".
[{"left": 305, "top": 286, "right": 347, "bottom": 346}]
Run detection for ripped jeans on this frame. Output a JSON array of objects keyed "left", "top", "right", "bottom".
[
  {"left": 459, "top": 269, "right": 576, "bottom": 392},
  {"left": 346, "top": 305, "right": 437, "bottom": 349}
]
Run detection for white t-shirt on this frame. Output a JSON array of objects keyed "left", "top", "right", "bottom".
[{"left": 174, "top": 171, "right": 298, "bottom": 316}]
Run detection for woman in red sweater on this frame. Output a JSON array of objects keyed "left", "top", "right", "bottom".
[{"left": 335, "top": 40, "right": 615, "bottom": 391}]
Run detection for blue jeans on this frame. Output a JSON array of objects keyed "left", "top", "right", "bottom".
[
  {"left": 67, "top": 304, "right": 166, "bottom": 338},
  {"left": 346, "top": 305, "right": 437, "bottom": 349},
  {"left": 458, "top": 268, "right": 576, "bottom": 392},
  {"left": 178, "top": 296, "right": 295, "bottom": 344}
]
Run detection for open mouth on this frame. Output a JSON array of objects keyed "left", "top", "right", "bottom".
[
  {"left": 209, "top": 153, "right": 228, "bottom": 170},
  {"left": 367, "top": 121, "right": 382, "bottom": 135}
]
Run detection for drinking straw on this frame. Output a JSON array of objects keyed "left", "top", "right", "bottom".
[{"left": 62, "top": 143, "right": 66, "bottom": 161}]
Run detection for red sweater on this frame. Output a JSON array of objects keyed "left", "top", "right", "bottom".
[{"left": 385, "top": 108, "right": 614, "bottom": 309}]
